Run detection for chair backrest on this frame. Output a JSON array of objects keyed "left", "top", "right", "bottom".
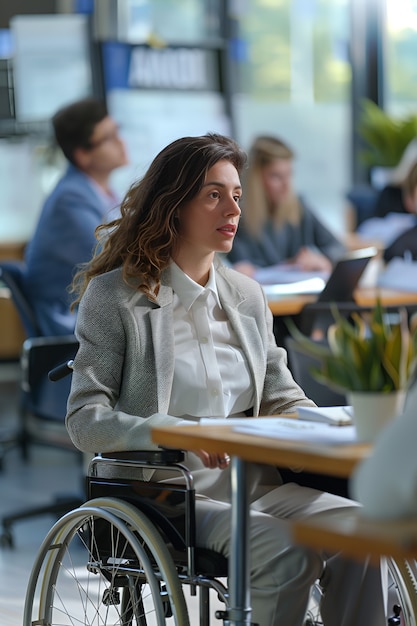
[
  {"left": 284, "top": 336, "right": 346, "bottom": 407},
  {"left": 295, "top": 300, "right": 417, "bottom": 338},
  {"left": 295, "top": 301, "right": 374, "bottom": 337},
  {"left": 0, "top": 260, "right": 41, "bottom": 337},
  {"left": 20, "top": 335, "right": 79, "bottom": 450}
]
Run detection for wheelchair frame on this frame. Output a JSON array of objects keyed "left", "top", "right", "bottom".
[
  {"left": 24, "top": 450, "right": 231, "bottom": 626},
  {"left": 23, "top": 449, "right": 417, "bottom": 626}
]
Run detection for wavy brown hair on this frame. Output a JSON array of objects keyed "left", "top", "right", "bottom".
[{"left": 71, "top": 133, "right": 246, "bottom": 305}]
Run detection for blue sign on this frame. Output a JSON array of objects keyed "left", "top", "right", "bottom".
[{"left": 102, "top": 42, "right": 219, "bottom": 91}]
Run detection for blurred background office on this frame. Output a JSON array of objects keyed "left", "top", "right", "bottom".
[
  {"left": 0, "top": 0, "right": 382, "bottom": 428},
  {"left": 2, "top": 3, "right": 417, "bottom": 621},
  {"left": 0, "top": 0, "right": 416, "bottom": 237},
  {"left": 1, "top": 0, "right": 417, "bottom": 353}
]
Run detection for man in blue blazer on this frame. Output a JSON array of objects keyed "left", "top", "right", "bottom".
[{"left": 24, "top": 97, "right": 129, "bottom": 336}]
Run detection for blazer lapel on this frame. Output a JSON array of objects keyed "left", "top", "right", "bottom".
[
  {"left": 150, "top": 279, "right": 175, "bottom": 414},
  {"left": 216, "top": 271, "right": 264, "bottom": 415}
]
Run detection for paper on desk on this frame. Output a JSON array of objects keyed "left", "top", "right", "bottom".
[
  {"left": 198, "top": 417, "right": 357, "bottom": 445},
  {"left": 254, "top": 263, "right": 329, "bottom": 286},
  {"left": 297, "top": 405, "right": 353, "bottom": 426},
  {"left": 233, "top": 418, "right": 357, "bottom": 445},
  {"left": 261, "top": 278, "right": 326, "bottom": 297},
  {"left": 376, "top": 257, "right": 417, "bottom": 293},
  {"left": 200, "top": 407, "right": 353, "bottom": 427}
]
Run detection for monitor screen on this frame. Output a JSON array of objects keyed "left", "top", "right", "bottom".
[
  {"left": 11, "top": 14, "right": 94, "bottom": 123},
  {"left": 317, "top": 247, "right": 378, "bottom": 303}
]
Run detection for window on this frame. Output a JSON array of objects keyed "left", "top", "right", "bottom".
[
  {"left": 234, "top": 0, "right": 351, "bottom": 235},
  {"left": 384, "top": 0, "right": 417, "bottom": 116}
]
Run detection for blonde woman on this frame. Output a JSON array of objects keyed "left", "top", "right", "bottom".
[{"left": 228, "top": 135, "right": 345, "bottom": 277}]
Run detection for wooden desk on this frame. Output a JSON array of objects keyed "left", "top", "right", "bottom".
[
  {"left": 293, "top": 508, "right": 417, "bottom": 564},
  {"left": 267, "top": 287, "right": 417, "bottom": 317},
  {"left": 152, "top": 420, "right": 370, "bottom": 626},
  {"left": 152, "top": 422, "right": 369, "bottom": 478},
  {"left": 152, "top": 421, "right": 417, "bottom": 624},
  {"left": 0, "top": 241, "right": 26, "bottom": 262},
  {"left": 0, "top": 287, "right": 25, "bottom": 359},
  {"left": 0, "top": 242, "right": 26, "bottom": 359}
]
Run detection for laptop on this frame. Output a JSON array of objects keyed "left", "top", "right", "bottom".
[
  {"left": 261, "top": 246, "right": 377, "bottom": 300},
  {"left": 317, "top": 246, "right": 377, "bottom": 302}
]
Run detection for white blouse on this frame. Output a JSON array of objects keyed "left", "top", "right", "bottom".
[{"left": 168, "top": 262, "right": 255, "bottom": 419}]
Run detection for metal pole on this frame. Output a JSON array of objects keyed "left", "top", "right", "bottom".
[{"left": 228, "top": 456, "right": 252, "bottom": 625}]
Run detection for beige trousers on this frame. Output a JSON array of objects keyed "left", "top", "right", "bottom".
[
  {"left": 195, "top": 481, "right": 386, "bottom": 626},
  {"left": 154, "top": 454, "right": 386, "bottom": 626}
]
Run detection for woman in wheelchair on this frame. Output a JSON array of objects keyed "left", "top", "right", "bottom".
[{"left": 66, "top": 133, "right": 386, "bottom": 626}]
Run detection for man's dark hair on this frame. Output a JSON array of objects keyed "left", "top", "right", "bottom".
[{"left": 52, "top": 97, "right": 108, "bottom": 165}]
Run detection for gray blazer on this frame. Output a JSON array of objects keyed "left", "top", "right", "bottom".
[{"left": 66, "top": 261, "right": 315, "bottom": 456}]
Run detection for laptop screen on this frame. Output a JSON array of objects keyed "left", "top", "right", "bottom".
[
  {"left": 260, "top": 246, "right": 377, "bottom": 299},
  {"left": 317, "top": 246, "right": 378, "bottom": 303}
]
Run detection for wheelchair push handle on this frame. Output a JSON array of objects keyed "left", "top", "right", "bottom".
[{"left": 48, "top": 359, "right": 74, "bottom": 381}]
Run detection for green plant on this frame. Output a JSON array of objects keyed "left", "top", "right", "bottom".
[
  {"left": 286, "top": 301, "right": 417, "bottom": 393},
  {"left": 357, "top": 99, "right": 417, "bottom": 167}
]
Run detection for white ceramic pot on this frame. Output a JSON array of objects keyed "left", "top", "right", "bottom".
[{"left": 347, "top": 390, "right": 406, "bottom": 442}]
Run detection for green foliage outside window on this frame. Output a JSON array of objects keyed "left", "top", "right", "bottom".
[
  {"left": 239, "top": 0, "right": 291, "bottom": 100},
  {"left": 239, "top": 0, "right": 350, "bottom": 103}
]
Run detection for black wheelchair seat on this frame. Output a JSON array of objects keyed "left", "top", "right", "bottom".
[{"left": 88, "top": 451, "right": 229, "bottom": 579}]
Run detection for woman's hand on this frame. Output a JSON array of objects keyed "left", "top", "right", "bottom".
[
  {"left": 232, "top": 261, "right": 257, "bottom": 277},
  {"left": 193, "top": 450, "right": 231, "bottom": 469},
  {"left": 293, "top": 247, "right": 332, "bottom": 272}
]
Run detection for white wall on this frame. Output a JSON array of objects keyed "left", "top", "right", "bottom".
[{"left": 233, "top": 97, "right": 352, "bottom": 237}]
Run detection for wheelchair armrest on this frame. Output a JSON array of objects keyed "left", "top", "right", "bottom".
[{"left": 100, "top": 449, "right": 185, "bottom": 465}]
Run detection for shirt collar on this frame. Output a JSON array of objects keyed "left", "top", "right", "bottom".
[
  {"left": 170, "top": 261, "right": 220, "bottom": 311},
  {"left": 88, "top": 177, "right": 120, "bottom": 211}
]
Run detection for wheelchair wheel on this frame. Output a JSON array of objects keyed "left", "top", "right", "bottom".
[
  {"left": 304, "top": 579, "right": 324, "bottom": 626},
  {"left": 386, "top": 557, "right": 417, "bottom": 626},
  {"left": 304, "top": 558, "right": 417, "bottom": 626},
  {"left": 24, "top": 499, "right": 189, "bottom": 625}
]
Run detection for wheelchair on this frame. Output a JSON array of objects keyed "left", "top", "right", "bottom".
[
  {"left": 21, "top": 355, "right": 417, "bottom": 625},
  {"left": 22, "top": 446, "right": 417, "bottom": 626}
]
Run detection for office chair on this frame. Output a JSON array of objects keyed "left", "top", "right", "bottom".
[
  {"left": 284, "top": 335, "right": 346, "bottom": 408},
  {"left": 0, "top": 260, "right": 45, "bottom": 459},
  {"left": 0, "top": 260, "right": 82, "bottom": 547},
  {"left": 19, "top": 335, "right": 79, "bottom": 451},
  {"left": 1, "top": 334, "right": 81, "bottom": 547},
  {"left": 282, "top": 335, "right": 350, "bottom": 497},
  {"left": 0, "top": 260, "right": 38, "bottom": 466},
  {"left": 292, "top": 300, "right": 417, "bottom": 338},
  {"left": 0, "top": 260, "right": 41, "bottom": 338},
  {"left": 294, "top": 299, "right": 378, "bottom": 337}
]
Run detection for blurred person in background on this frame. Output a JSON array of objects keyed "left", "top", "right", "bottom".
[
  {"left": 227, "top": 135, "right": 345, "bottom": 277},
  {"left": 372, "top": 138, "right": 417, "bottom": 218},
  {"left": 23, "top": 97, "right": 129, "bottom": 336},
  {"left": 357, "top": 155, "right": 417, "bottom": 256},
  {"left": 382, "top": 160, "right": 417, "bottom": 261}
]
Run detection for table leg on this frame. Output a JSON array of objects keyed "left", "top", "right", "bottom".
[{"left": 228, "top": 456, "right": 253, "bottom": 626}]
